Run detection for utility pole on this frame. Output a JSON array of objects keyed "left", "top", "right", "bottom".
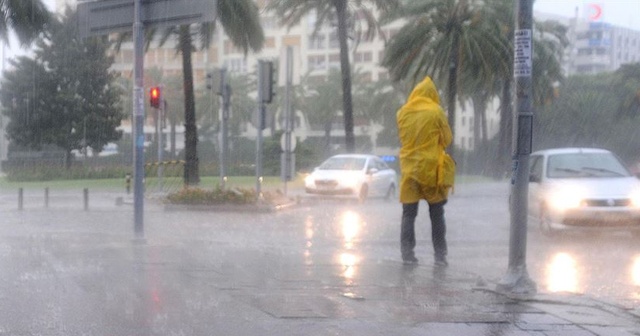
[{"left": 497, "top": 0, "right": 537, "bottom": 296}]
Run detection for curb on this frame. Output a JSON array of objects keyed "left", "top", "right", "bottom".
[{"left": 163, "top": 199, "right": 299, "bottom": 213}]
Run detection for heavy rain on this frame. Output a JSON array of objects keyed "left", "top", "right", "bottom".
[{"left": 0, "top": 0, "right": 639, "bottom": 335}]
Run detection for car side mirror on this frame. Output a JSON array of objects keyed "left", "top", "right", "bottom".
[{"left": 368, "top": 168, "right": 379, "bottom": 175}]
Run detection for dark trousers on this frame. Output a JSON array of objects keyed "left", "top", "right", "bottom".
[{"left": 401, "top": 201, "right": 447, "bottom": 260}]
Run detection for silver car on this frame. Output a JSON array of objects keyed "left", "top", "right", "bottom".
[
  {"left": 528, "top": 147, "right": 640, "bottom": 236},
  {"left": 304, "top": 154, "right": 397, "bottom": 202}
]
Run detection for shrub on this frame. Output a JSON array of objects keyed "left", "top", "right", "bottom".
[
  {"left": 165, "top": 186, "right": 289, "bottom": 206},
  {"left": 166, "top": 186, "right": 257, "bottom": 205}
]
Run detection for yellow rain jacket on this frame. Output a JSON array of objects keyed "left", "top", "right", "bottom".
[{"left": 397, "top": 76, "right": 455, "bottom": 204}]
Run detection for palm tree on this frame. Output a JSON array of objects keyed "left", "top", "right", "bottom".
[
  {"left": 143, "top": 0, "right": 264, "bottom": 186},
  {"left": 302, "top": 69, "right": 345, "bottom": 156},
  {"left": 268, "top": 0, "right": 399, "bottom": 153},
  {"left": 0, "top": 0, "right": 50, "bottom": 46},
  {"left": 353, "top": 77, "right": 405, "bottom": 148},
  {"left": 382, "top": 0, "right": 508, "bottom": 159}
]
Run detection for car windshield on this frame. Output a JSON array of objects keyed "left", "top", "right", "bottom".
[
  {"left": 318, "top": 157, "right": 366, "bottom": 170},
  {"left": 547, "top": 152, "right": 630, "bottom": 178}
]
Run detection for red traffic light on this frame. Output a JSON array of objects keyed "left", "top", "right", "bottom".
[{"left": 150, "top": 87, "right": 161, "bottom": 108}]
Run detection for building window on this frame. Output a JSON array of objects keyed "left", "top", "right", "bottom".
[
  {"left": 265, "top": 37, "right": 276, "bottom": 49},
  {"left": 308, "top": 34, "right": 326, "bottom": 50},
  {"left": 328, "top": 53, "right": 340, "bottom": 69},
  {"left": 578, "top": 48, "right": 593, "bottom": 56},
  {"left": 261, "top": 16, "right": 277, "bottom": 30},
  {"left": 226, "top": 58, "right": 247, "bottom": 73},
  {"left": 224, "top": 41, "right": 243, "bottom": 54},
  {"left": 308, "top": 55, "right": 326, "bottom": 71},
  {"left": 329, "top": 32, "right": 339, "bottom": 49}
]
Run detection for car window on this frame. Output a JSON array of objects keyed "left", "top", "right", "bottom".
[
  {"left": 529, "top": 155, "right": 543, "bottom": 182},
  {"left": 546, "top": 152, "right": 630, "bottom": 178},
  {"left": 369, "top": 158, "right": 386, "bottom": 171},
  {"left": 319, "top": 157, "right": 366, "bottom": 170}
]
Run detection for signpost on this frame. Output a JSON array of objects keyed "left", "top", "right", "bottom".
[
  {"left": 78, "top": 0, "right": 217, "bottom": 239},
  {"left": 497, "top": 0, "right": 537, "bottom": 296}
]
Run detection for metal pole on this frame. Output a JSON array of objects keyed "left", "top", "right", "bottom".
[
  {"left": 219, "top": 68, "right": 227, "bottom": 188},
  {"left": 157, "top": 91, "right": 164, "bottom": 193},
  {"left": 283, "top": 47, "right": 293, "bottom": 196},
  {"left": 133, "top": 0, "right": 145, "bottom": 239},
  {"left": 256, "top": 61, "right": 264, "bottom": 199},
  {"left": 497, "top": 0, "right": 536, "bottom": 296}
]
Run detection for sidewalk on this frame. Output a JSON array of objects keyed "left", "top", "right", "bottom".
[{"left": 0, "top": 192, "right": 638, "bottom": 335}]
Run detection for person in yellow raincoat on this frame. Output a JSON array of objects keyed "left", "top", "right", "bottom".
[{"left": 397, "top": 76, "right": 455, "bottom": 266}]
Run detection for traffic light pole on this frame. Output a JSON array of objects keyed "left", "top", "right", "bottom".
[
  {"left": 256, "top": 63, "right": 264, "bottom": 200},
  {"left": 157, "top": 89, "right": 165, "bottom": 192},
  {"left": 497, "top": 0, "right": 536, "bottom": 296},
  {"left": 219, "top": 68, "right": 229, "bottom": 189},
  {"left": 283, "top": 47, "right": 293, "bottom": 196},
  {"left": 133, "top": 0, "right": 145, "bottom": 240}
]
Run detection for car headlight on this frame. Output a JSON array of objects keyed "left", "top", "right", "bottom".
[
  {"left": 630, "top": 189, "right": 640, "bottom": 207},
  {"left": 548, "top": 187, "right": 584, "bottom": 211},
  {"left": 338, "top": 174, "right": 360, "bottom": 188},
  {"left": 304, "top": 174, "right": 314, "bottom": 186}
]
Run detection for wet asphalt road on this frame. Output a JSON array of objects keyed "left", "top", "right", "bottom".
[{"left": 0, "top": 181, "right": 638, "bottom": 335}]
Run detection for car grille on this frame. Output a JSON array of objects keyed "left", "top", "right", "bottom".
[
  {"left": 315, "top": 179, "right": 338, "bottom": 187},
  {"left": 582, "top": 198, "right": 631, "bottom": 207}
]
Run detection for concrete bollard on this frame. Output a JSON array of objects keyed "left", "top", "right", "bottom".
[
  {"left": 83, "top": 188, "right": 89, "bottom": 211},
  {"left": 45, "top": 187, "right": 49, "bottom": 208},
  {"left": 18, "top": 188, "right": 23, "bottom": 211},
  {"left": 125, "top": 173, "right": 131, "bottom": 194}
]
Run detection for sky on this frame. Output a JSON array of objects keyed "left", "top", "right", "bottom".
[{"left": 533, "top": 0, "right": 640, "bottom": 31}]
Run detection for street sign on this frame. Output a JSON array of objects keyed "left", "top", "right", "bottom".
[
  {"left": 280, "top": 132, "right": 296, "bottom": 152},
  {"left": 78, "top": 0, "right": 217, "bottom": 38}
]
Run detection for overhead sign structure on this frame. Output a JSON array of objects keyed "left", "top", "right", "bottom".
[{"left": 78, "top": 0, "right": 217, "bottom": 38}]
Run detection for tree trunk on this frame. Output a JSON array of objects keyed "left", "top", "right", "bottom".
[
  {"left": 180, "top": 26, "right": 199, "bottom": 186},
  {"left": 333, "top": 0, "right": 355, "bottom": 153},
  {"left": 324, "top": 121, "right": 332, "bottom": 158},
  {"left": 447, "top": 31, "right": 460, "bottom": 159}
]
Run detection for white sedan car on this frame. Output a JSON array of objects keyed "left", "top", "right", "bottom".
[
  {"left": 304, "top": 154, "right": 397, "bottom": 201},
  {"left": 528, "top": 147, "right": 640, "bottom": 236}
]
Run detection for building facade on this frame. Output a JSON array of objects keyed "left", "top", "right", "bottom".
[{"left": 50, "top": 2, "right": 640, "bottom": 158}]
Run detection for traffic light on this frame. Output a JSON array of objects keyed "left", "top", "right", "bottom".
[
  {"left": 150, "top": 86, "right": 161, "bottom": 108},
  {"left": 259, "top": 61, "right": 276, "bottom": 104}
]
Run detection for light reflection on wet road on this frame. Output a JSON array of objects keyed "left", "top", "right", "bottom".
[{"left": 0, "top": 182, "right": 639, "bottom": 334}]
